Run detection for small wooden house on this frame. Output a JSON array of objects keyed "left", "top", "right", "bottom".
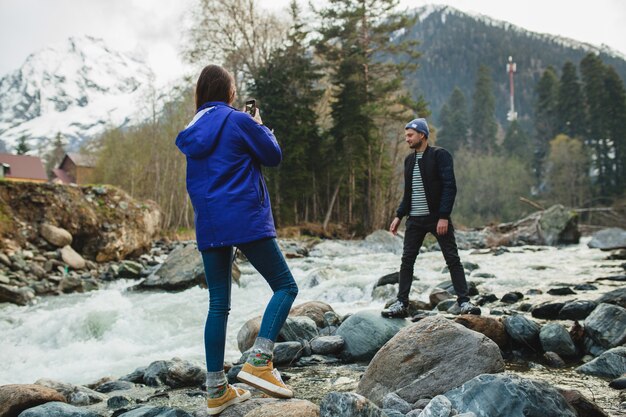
[
  {"left": 0, "top": 153, "right": 48, "bottom": 183},
  {"left": 53, "top": 153, "right": 96, "bottom": 185}
]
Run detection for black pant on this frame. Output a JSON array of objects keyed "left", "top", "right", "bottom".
[{"left": 397, "top": 215, "right": 469, "bottom": 306}]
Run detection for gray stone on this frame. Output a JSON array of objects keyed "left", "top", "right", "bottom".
[
  {"left": 279, "top": 316, "right": 318, "bottom": 342},
  {"left": 218, "top": 398, "right": 319, "bottom": 417},
  {"left": 107, "top": 395, "right": 131, "bottom": 409},
  {"left": 547, "top": 287, "right": 576, "bottom": 296},
  {"left": 273, "top": 341, "right": 303, "bottom": 366},
  {"left": 407, "top": 411, "right": 423, "bottom": 417},
  {"left": 455, "top": 414, "right": 477, "bottom": 417},
  {"left": 430, "top": 288, "right": 454, "bottom": 306},
  {"left": 120, "top": 367, "right": 146, "bottom": 383},
  {"left": 95, "top": 380, "right": 134, "bottom": 393},
  {"left": 41, "top": 224, "right": 73, "bottom": 247},
  {"left": 59, "top": 276, "right": 84, "bottom": 293},
  {"left": 576, "top": 347, "right": 626, "bottom": 379},
  {"left": 116, "top": 406, "right": 193, "bottom": 417},
  {"left": 376, "top": 272, "right": 401, "bottom": 287},
  {"left": 323, "top": 311, "right": 342, "bottom": 327},
  {"left": 531, "top": 301, "right": 565, "bottom": 319},
  {"left": 139, "top": 244, "right": 205, "bottom": 291},
  {"left": 597, "top": 287, "right": 626, "bottom": 308},
  {"left": 559, "top": 300, "right": 597, "bottom": 320},
  {"left": 336, "top": 310, "right": 408, "bottom": 362},
  {"left": 444, "top": 374, "right": 576, "bottom": 417},
  {"left": 118, "top": 261, "right": 144, "bottom": 279},
  {"left": 35, "top": 379, "right": 106, "bottom": 405},
  {"left": 539, "top": 323, "right": 577, "bottom": 357},
  {"left": 543, "top": 352, "right": 566, "bottom": 368},
  {"left": 0, "top": 284, "right": 35, "bottom": 305},
  {"left": 68, "top": 391, "right": 90, "bottom": 406},
  {"left": 165, "top": 358, "right": 205, "bottom": 388},
  {"left": 500, "top": 292, "right": 523, "bottom": 304},
  {"left": 419, "top": 395, "right": 452, "bottom": 417},
  {"left": 357, "top": 315, "right": 504, "bottom": 405},
  {"left": 237, "top": 316, "right": 262, "bottom": 353},
  {"left": 320, "top": 392, "right": 388, "bottom": 417},
  {"left": 0, "top": 252, "right": 11, "bottom": 267},
  {"left": 61, "top": 246, "right": 86, "bottom": 270},
  {"left": 382, "top": 410, "right": 404, "bottom": 417},
  {"left": 382, "top": 392, "right": 412, "bottom": 414},
  {"left": 436, "top": 299, "right": 456, "bottom": 311},
  {"left": 504, "top": 315, "right": 540, "bottom": 347},
  {"left": 372, "top": 284, "right": 398, "bottom": 301},
  {"left": 311, "top": 335, "right": 345, "bottom": 355},
  {"left": 588, "top": 227, "right": 626, "bottom": 250},
  {"left": 295, "top": 355, "right": 341, "bottom": 366},
  {"left": 17, "top": 401, "right": 102, "bottom": 417},
  {"left": 143, "top": 360, "right": 172, "bottom": 386},
  {"left": 584, "top": 303, "right": 626, "bottom": 354}
]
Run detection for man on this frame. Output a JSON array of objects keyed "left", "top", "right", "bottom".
[{"left": 381, "top": 118, "right": 480, "bottom": 318}]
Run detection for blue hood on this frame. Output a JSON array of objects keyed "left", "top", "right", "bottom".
[{"left": 175, "top": 102, "right": 235, "bottom": 159}]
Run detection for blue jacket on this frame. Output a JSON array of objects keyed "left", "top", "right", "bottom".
[{"left": 175, "top": 101, "right": 281, "bottom": 250}]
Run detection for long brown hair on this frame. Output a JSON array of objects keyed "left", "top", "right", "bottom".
[{"left": 195, "top": 65, "right": 235, "bottom": 110}]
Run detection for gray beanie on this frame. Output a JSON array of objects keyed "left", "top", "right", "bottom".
[{"left": 405, "top": 118, "right": 429, "bottom": 138}]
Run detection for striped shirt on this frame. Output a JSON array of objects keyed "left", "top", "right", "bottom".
[{"left": 410, "top": 152, "right": 430, "bottom": 216}]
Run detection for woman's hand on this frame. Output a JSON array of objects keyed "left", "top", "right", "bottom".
[
  {"left": 252, "top": 108, "right": 263, "bottom": 125},
  {"left": 389, "top": 217, "right": 401, "bottom": 235}
]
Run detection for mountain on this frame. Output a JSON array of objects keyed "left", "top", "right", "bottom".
[
  {"left": 0, "top": 36, "right": 155, "bottom": 154},
  {"left": 402, "top": 5, "right": 626, "bottom": 128}
]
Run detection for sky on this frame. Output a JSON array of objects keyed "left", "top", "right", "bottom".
[{"left": 0, "top": 0, "right": 625, "bottom": 85}]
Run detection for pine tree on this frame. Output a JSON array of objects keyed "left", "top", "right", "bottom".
[
  {"left": 502, "top": 120, "right": 530, "bottom": 160},
  {"left": 250, "top": 1, "right": 323, "bottom": 225},
  {"left": 437, "top": 87, "right": 468, "bottom": 154},
  {"left": 45, "top": 132, "right": 67, "bottom": 175},
  {"left": 603, "top": 65, "right": 626, "bottom": 195},
  {"left": 470, "top": 65, "right": 497, "bottom": 153},
  {"left": 15, "top": 136, "right": 30, "bottom": 155},
  {"left": 556, "top": 62, "right": 586, "bottom": 138},
  {"left": 315, "top": 0, "right": 426, "bottom": 230},
  {"left": 533, "top": 66, "right": 559, "bottom": 184}
]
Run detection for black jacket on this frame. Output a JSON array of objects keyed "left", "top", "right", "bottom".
[{"left": 395, "top": 145, "right": 457, "bottom": 220}]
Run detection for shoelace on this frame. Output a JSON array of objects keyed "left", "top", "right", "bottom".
[{"left": 271, "top": 368, "right": 285, "bottom": 385}]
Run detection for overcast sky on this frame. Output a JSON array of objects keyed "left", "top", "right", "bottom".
[{"left": 1, "top": 0, "right": 625, "bottom": 85}]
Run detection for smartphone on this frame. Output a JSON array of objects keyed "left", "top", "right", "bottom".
[{"left": 245, "top": 99, "right": 256, "bottom": 117}]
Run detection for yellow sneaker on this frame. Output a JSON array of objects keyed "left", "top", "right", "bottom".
[
  {"left": 206, "top": 385, "right": 251, "bottom": 415},
  {"left": 237, "top": 361, "right": 294, "bottom": 398}
]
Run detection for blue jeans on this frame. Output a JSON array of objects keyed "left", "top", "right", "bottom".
[{"left": 201, "top": 237, "right": 298, "bottom": 372}]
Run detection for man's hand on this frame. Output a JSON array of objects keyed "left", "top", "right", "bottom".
[
  {"left": 389, "top": 217, "right": 401, "bottom": 235},
  {"left": 436, "top": 219, "right": 449, "bottom": 235}
]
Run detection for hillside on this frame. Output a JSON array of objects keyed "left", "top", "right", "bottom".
[{"left": 402, "top": 5, "right": 626, "bottom": 126}]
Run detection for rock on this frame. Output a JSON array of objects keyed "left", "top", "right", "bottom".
[
  {"left": 323, "top": 311, "right": 342, "bottom": 327},
  {"left": 364, "top": 230, "right": 404, "bottom": 253},
  {"left": 95, "top": 381, "right": 134, "bottom": 393},
  {"left": 336, "top": 310, "right": 408, "bottom": 362},
  {"left": 357, "top": 315, "right": 504, "bottom": 405},
  {"left": 120, "top": 367, "right": 147, "bottom": 383},
  {"left": 290, "top": 301, "right": 335, "bottom": 328},
  {"left": 59, "top": 276, "right": 84, "bottom": 293},
  {"left": 444, "top": 374, "right": 577, "bottom": 417},
  {"left": 475, "top": 294, "right": 498, "bottom": 306},
  {"left": 437, "top": 299, "right": 456, "bottom": 311},
  {"left": 139, "top": 244, "right": 204, "bottom": 291},
  {"left": 0, "top": 384, "right": 66, "bottom": 417},
  {"left": 584, "top": 303, "right": 626, "bottom": 354},
  {"left": 107, "top": 395, "right": 131, "bottom": 409},
  {"left": 118, "top": 261, "right": 143, "bottom": 279},
  {"left": 435, "top": 280, "right": 478, "bottom": 296},
  {"left": 320, "top": 392, "right": 387, "bottom": 417},
  {"left": 60, "top": 246, "right": 86, "bottom": 270},
  {"left": 610, "top": 376, "right": 626, "bottom": 390},
  {"left": 597, "top": 287, "right": 626, "bottom": 308},
  {"left": 0, "top": 284, "right": 35, "bottom": 305},
  {"left": 143, "top": 360, "right": 171, "bottom": 386},
  {"left": 558, "top": 300, "right": 597, "bottom": 320},
  {"left": 576, "top": 347, "right": 626, "bottom": 379},
  {"left": 531, "top": 301, "right": 565, "bottom": 319},
  {"left": 311, "top": 336, "right": 345, "bottom": 355},
  {"left": 17, "top": 401, "right": 102, "bottom": 417},
  {"left": 376, "top": 272, "right": 401, "bottom": 287},
  {"left": 40, "top": 224, "right": 73, "bottom": 247},
  {"left": 237, "top": 316, "right": 262, "bottom": 353},
  {"left": 500, "top": 292, "right": 523, "bottom": 304},
  {"left": 588, "top": 227, "right": 626, "bottom": 250},
  {"left": 539, "top": 323, "right": 577, "bottom": 357},
  {"left": 0, "top": 252, "right": 11, "bottom": 267},
  {"left": 430, "top": 288, "right": 454, "bottom": 306},
  {"left": 279, "top": 316, "right": 318, "bottom": 342},
  {"left": 503, "top": 315, "right": 540, "bottom": 348},
  {"left": 295, "top": 355, "right": 341, "bottom": 366},
  {"left": 558, "top": 388, "right": 609, "bottom": 417},
  {"left": 547, "top": 287, "right": 576, "bottom": 296},
  {"left": 382, "top": 410, "right": 404, "bottom": 417},
  {"left": 454, "top": 315, "right": 508, "bottom": 349},
  {"left": 575, "top": 283, "right": 598, "bottom": 291},
  {"left": 0, "top": 272, "right": 10, "bottom": 284},
  {"left": 543, "top": 352, "right": 566, "bottom": 368},
  {"left": 419, "top": 395, "right": 452, "bottom": 417},
  {"left": 382, "top": 392, "right": 412, "bottom": 414},
  {"left": 164, "top": 358, "right": 205, "bottom": 388},
  {"left": 273, "top": 341, "right": 303, "bottom": 366},
  {"left": 116, "top": 406, "right": 193, "bottom": 416},
  {"left": 238, "top": 399, "right": 319, "bottom": 417},
  {"left": 526, "top": 289, "right": 543, "bottom": 295},
  {"left": 68, "top": 391, "right": 90, "bottom": 406},
  {"left": 34, "top": 379, "right": 106, "bottom": 405},
  {"left": 372, "top": 284, "right": 398, "bottom": 301}
]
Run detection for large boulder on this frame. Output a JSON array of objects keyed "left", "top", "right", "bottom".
[
  {"left": 60, "top": 245, "right": 86, "bottom": 270},
  {"left": 444, "top": 374, "right": 577, "bottom": 417},
  {"left": 0, "top": 284, "right": 35, "bottom": 306},
  {"left": 17, "top": 401, "right": 102, "bottom": 417},
  {"left": 558, "top": 300, "right": 597, "bottom": 320},
  {"left": 278, "top": 316, "right": 318, "bottom": 342},
  {"left": 34, "top": 379, "right": 106, "bottom": 405},
  {"left": 503, "top": 315, "right": 540, "bottom": 348},
  {"left": 40, "top": 224, "right": 73, "bottom": 247},
  {"left": 218, "top": 398, "right": 318, "bottom": 417},
  {"left": 454, "top": 315, "right": 508, "bottom": 349},
  {"left": 139, "top": 244, "right": 204, "bottom": 291},
  {"left": 336, "top": 310, "right": 408, "bottom": 362},
  {"left": 576, "top": 346, "right": 626, "bottom": 379},
  {"left": 596, "top": 287, "right": 626, "bottom": 308},
  {"left": 320, "top": 392, "right": 387, "bottom": 417},
  {"left": 0, "top": 384, "right": 66, "bottom": 417},
  {"left": 583, "top": 303, "right": 626, "bottom": 355},
  {"left": 357, "top": 315, "right": 504, "bottom": 405},
  {"left": 588, "top": 227, "right": 626, "bottom": 250},
  {"left": 483, "top": 205, "right": 579, "bottom": 247},
  {"left": 363, "top": 230, "right": 403, "bottom": 253},
  {"left": 237, "top": 316, "right": 262, "bottom": 353},
  {"left": 289, "top": 301, "right": 335, "bottom": 328},
  {"left": 539, "top": 323, "right": 577, "bottom": 357}
]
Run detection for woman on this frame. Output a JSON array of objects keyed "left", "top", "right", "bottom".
[{"left": 175, "top": 65, "right": 299, "bottom": 415}]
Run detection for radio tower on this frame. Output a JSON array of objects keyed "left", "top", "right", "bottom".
[{"left": 506, "top": 56, "right": 517, "bottom": 121}]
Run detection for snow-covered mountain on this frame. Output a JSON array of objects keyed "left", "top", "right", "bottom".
[{"left": 0, "top": 36, "right": 155, "bottom": 154}]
